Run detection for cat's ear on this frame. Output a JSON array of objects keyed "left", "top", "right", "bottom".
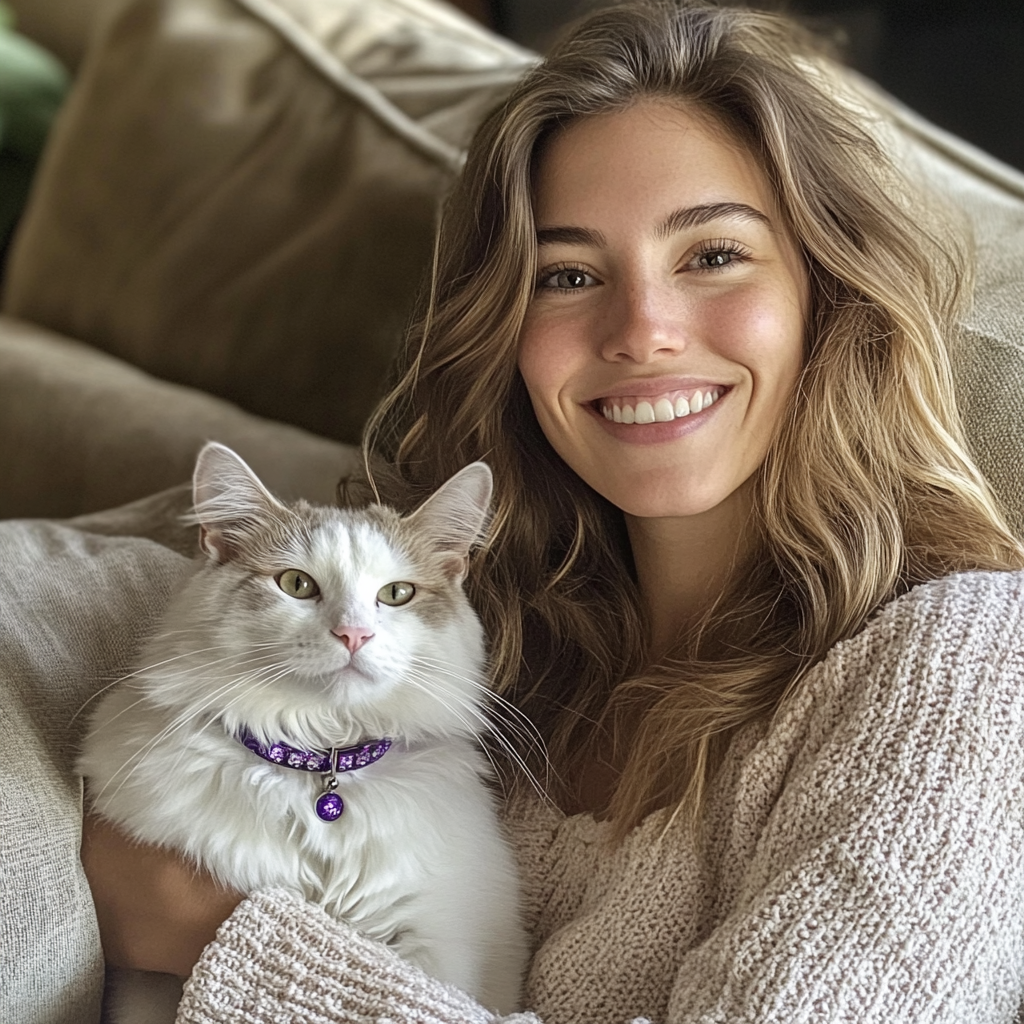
[
  {"left": 190, "top": 442, "right": 286, "bottom": 563},
  {"left": 406, "top": 462, "right": 493, "bottom": 578}
]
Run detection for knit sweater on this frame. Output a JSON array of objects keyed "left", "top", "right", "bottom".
[{"left": 175, "top": 569, "right": 1024, "bottom": 1024}]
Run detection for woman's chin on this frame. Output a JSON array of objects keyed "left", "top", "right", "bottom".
[{"left": 596, "top": 471, "right": 757, "bottom": 522}]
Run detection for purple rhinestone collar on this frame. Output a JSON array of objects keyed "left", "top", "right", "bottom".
[{"left": 238, "top": 728, "right": 392, "bottom": 822}]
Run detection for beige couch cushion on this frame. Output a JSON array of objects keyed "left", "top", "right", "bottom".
[
  {"left": 0, "top": 511, "right": 189, "bottom": 1024},
  {"left": 844, "top": 78, "right": 1024, "bottom": 537},
  {"left": 0, "top": 316, "right": 361, "bottom": 519},
  {"left": 1, "top": 0, "right": 534, "bottom": 445}
]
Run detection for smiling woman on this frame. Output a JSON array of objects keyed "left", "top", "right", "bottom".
[
  {"left": 81, "top": 2, "right": 1024, "bottom": 1022},
  {"left": 520, "top": 102, "right": 807, "bottom": 516},
  {"left": 518, "top": 101, "right": 810, "bottom": 657},
  {"left": 364, "top": 0, "right": 1024, "bottom": 831}
]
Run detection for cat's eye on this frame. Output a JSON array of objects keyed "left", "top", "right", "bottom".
[
  {"left": 277, "top": 569, "right": 320, "bottom": 600},
  {"left": 377, "top": 581, "right": 415, "bottom": 606}
]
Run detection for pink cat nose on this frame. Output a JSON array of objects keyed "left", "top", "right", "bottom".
[{"left": 331, "top": 625, "right": 374, "bottom": 653}]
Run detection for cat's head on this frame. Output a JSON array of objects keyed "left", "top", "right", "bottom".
[{"left": 144, "top": 443, "right": 493, "bottom": 746}]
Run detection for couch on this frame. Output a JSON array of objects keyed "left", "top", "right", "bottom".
[
  {"left": 0, "top": 1, "right": 1022, "bottom": 1021},
  {"left": 0, "top": 0, "right": 539, "bottom": 519}
]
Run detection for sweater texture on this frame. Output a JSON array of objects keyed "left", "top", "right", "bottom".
[{"left": 176, "top": 569, "right": 1024, "bottom": 1024}]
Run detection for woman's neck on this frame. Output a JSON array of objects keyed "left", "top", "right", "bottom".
[
  {"left": 563, "top": 484, "right": 758, "bottom": 819},
  {"left": 625, "top": 481, "right": 756, "bottom": 659}
]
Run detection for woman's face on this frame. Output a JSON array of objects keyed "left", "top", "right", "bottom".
[{"left": 517, "top": 101, "right": 809, "bottom": 520}]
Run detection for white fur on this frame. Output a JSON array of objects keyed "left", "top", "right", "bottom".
[{"left": 80, "top": 447, "right": 527, "bottom": 1023}]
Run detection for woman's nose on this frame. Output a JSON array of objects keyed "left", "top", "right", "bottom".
[{"left": 599, "top": 281, "right": 688, "bottom": 363}]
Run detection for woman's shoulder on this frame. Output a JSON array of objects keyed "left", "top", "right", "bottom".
[
  {"left": 884, "top": 565, "right": 1024, "bottom": 613},
  {"left": 855, "top": 567, "right": 1024, "bottom": 663},
  {"left": 776, "top": 569, "right": 1024, "bottom": 752}
]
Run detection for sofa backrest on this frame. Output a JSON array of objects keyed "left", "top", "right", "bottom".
[
  {"left": 1, "top": 0, "right": 535, "bottom": 445},
  {"left": 2, "top": 0, "right": 1021, "bottom": 535},
  {"left": 846, "top": 73, "right": 1024, "bottom": 537}
]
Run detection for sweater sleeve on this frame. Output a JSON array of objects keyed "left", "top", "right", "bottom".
[
  {"left": 667, "top": 569, "right": 1024, "bottom": 1023},
  {"left": 176, "top": 888, "right": 543, "bottom": 1024}
]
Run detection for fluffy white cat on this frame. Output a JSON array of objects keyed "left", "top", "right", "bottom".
[{"left": 79, "top": 442, "right": 527, "bottom": 1023}]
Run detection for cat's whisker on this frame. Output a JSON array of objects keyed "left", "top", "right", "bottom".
[
  {"left": 76, "top": 643, "right": 292, "bottom": 722},
  {"left": 144, "top": 626, "right": 290, "bottom": 644},
  {"left": 129, "top": 644, "right": 295, "bottom": 679},
  {"left": 72, "top": 676, "right": 137, "bottom": 722},
  {"left": 425, "top": 686, "right": 550, "bottom": 798},
  {"left": 401, "top": 670, "right": 547, "bottom": 799},
  {"left": 397, "top": 675, "right": 512, "bottom": 787},
  {"left": 91, "top": 663, "right": 294, "bottom": 805},
  {"left": 92, "top": 677, "right": 263, "bottom": 804},
  {"left": 407, "top": 656, "right": 549, "bottom": 764},
  {"left": 158, "top": 669, "right": 292, "bottom": 788},
  {"left": 82, "top": 652, "right": 294, "bottom": 738},
  {"left": 403, "top": 667, "right": 540, "bottom": 762},
  {"left": 408, "top": 655, "right": 546, "bottom": 742}
]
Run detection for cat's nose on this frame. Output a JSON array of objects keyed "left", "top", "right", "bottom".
[{"left": 331, "top": 625, "right": 374, "bottom": 653}]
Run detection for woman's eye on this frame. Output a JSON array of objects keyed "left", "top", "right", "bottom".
[
  {"left": 691, "top": 242, "right": 749, "bottom": 272},
  {"left": 276, "top": 569, "right": 320, "bottom": 600},
  {"left": 377, "top": 581, "right": 416, "bottom": 606},
  {"left": 540, "top": 267, "right": 597, "bottom": 291},
  {"left": 698, "top": 250, "right": 734, "bottom": 269}
]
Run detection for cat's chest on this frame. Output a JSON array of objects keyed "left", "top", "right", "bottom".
[
  {"left": 98, "top": 705, "right": 492, "bottom": 919},
  {"left": 227, "top": 749, "right": 467, "bottom": 913}
]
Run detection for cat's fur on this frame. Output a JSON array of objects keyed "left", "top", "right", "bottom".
[{"left": 79, "top": 443, "right": 527, "bottom": 1023}]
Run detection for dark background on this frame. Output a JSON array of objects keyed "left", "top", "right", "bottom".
[{"left": 478, "top": 0, "right": 1023, "bottom": 173}]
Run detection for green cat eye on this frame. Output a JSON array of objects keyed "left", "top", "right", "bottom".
[
  {"left": 377, "top": 581, "right": 415, "bottom": 606},
  {"left": 277, "top": 569, "right": 320, "bottom": 600}
]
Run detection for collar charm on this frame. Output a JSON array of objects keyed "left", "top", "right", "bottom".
[{"left": 238, "top": 729, "right": 392, "bottom": 822}]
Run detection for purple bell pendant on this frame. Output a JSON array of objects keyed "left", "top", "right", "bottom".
[{"left": 315, "top": 771, "right": 344, "bottom": 822}]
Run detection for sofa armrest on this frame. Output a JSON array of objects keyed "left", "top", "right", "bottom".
[{"left": 0, "top": 315, "right": 361, "bottom": 519}]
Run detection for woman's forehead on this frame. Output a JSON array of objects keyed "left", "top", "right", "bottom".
[{"left": 531, "top": 100, "right": 777, "bottom": 232}]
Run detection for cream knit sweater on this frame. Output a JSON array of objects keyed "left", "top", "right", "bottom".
[{"left": 176, "top": 569, "right": 1024, "bottom": 1024}]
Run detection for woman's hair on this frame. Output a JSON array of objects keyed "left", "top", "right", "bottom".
[{"left": 362, "top": 0, "right": 1024, "bottom": 834}]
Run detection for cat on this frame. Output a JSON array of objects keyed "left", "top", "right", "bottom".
[{"left": 79, "top": 441, "right": 528, "bottom": 1023}]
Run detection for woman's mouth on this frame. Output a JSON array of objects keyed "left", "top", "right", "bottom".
[{"left": 595, "top": 387, "right": 725, "bottom": 424}]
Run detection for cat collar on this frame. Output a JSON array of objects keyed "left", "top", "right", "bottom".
[{"left": 238, "top": 728, "right": 392, "bottom": 822}]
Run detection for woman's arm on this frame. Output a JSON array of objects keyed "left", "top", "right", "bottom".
[
  {"left": 80, "top": 816, "right": 540, "bottom": 1023},
  {"left": 177, "top": 889, "right": 539, "bottom": 1024},
  {"left": 80, "top": 813, "right": 242, "bottom": 978},
  {"left": 663, "top": 570, "right": 1024, "bottom": 1022}
]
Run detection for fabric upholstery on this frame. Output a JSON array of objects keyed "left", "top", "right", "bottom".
[
  {"left": 0, "top": 510, "right": 189, "bottom": 1024},
  {"left": 0, "top": 316, "right": 361, "bottom": 519},
  {"left": 0, "top": 0, "right": 534, "bottom": 444},
  {"left": 845, "top": 76, "right": 1024, "bottom": 536}
]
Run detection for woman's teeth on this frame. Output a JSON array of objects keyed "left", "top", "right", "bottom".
[{"left": 600, "top": 388, "right": 723, "bottom": 424}]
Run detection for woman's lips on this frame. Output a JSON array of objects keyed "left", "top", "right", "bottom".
[
  {"left": 584, "top": 386, "right": 730, "bottom": 444},
  {"left": 595, "top": 386, "right": 725, "bottom": 424}
]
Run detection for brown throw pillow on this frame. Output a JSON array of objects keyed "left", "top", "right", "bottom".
[{"left": 1, "top": 0, "right": 534, "bottom": 444}]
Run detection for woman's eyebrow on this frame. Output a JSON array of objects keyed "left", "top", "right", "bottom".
[
  {"left": 536, "top": 202, "right": 772, "bottom": 248},
  {"left": 656, "top": 202, "right": 772, "bottom": 238},
  {"left": 535, "top": 225, "right": 607, "bottom": 248}
]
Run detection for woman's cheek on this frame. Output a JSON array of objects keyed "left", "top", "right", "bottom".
[
  {"left": 518, "top": 312, "right": 587, "bottom": 411},
  {"left": 703, "top": 281, "right": 805, "bottom": 382}
]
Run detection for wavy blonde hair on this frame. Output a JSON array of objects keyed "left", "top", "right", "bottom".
[{"left": 362, "top": 1, "right": 1024, "bottom": 834}]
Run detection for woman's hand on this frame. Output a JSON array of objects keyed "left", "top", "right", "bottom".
[{"left": 81, "top": 813, "right": 243, "bottom": 977}]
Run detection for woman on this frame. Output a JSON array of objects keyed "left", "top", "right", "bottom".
[{"left": 83, "top": 2, "right": 1024, "bottom": 1020}]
